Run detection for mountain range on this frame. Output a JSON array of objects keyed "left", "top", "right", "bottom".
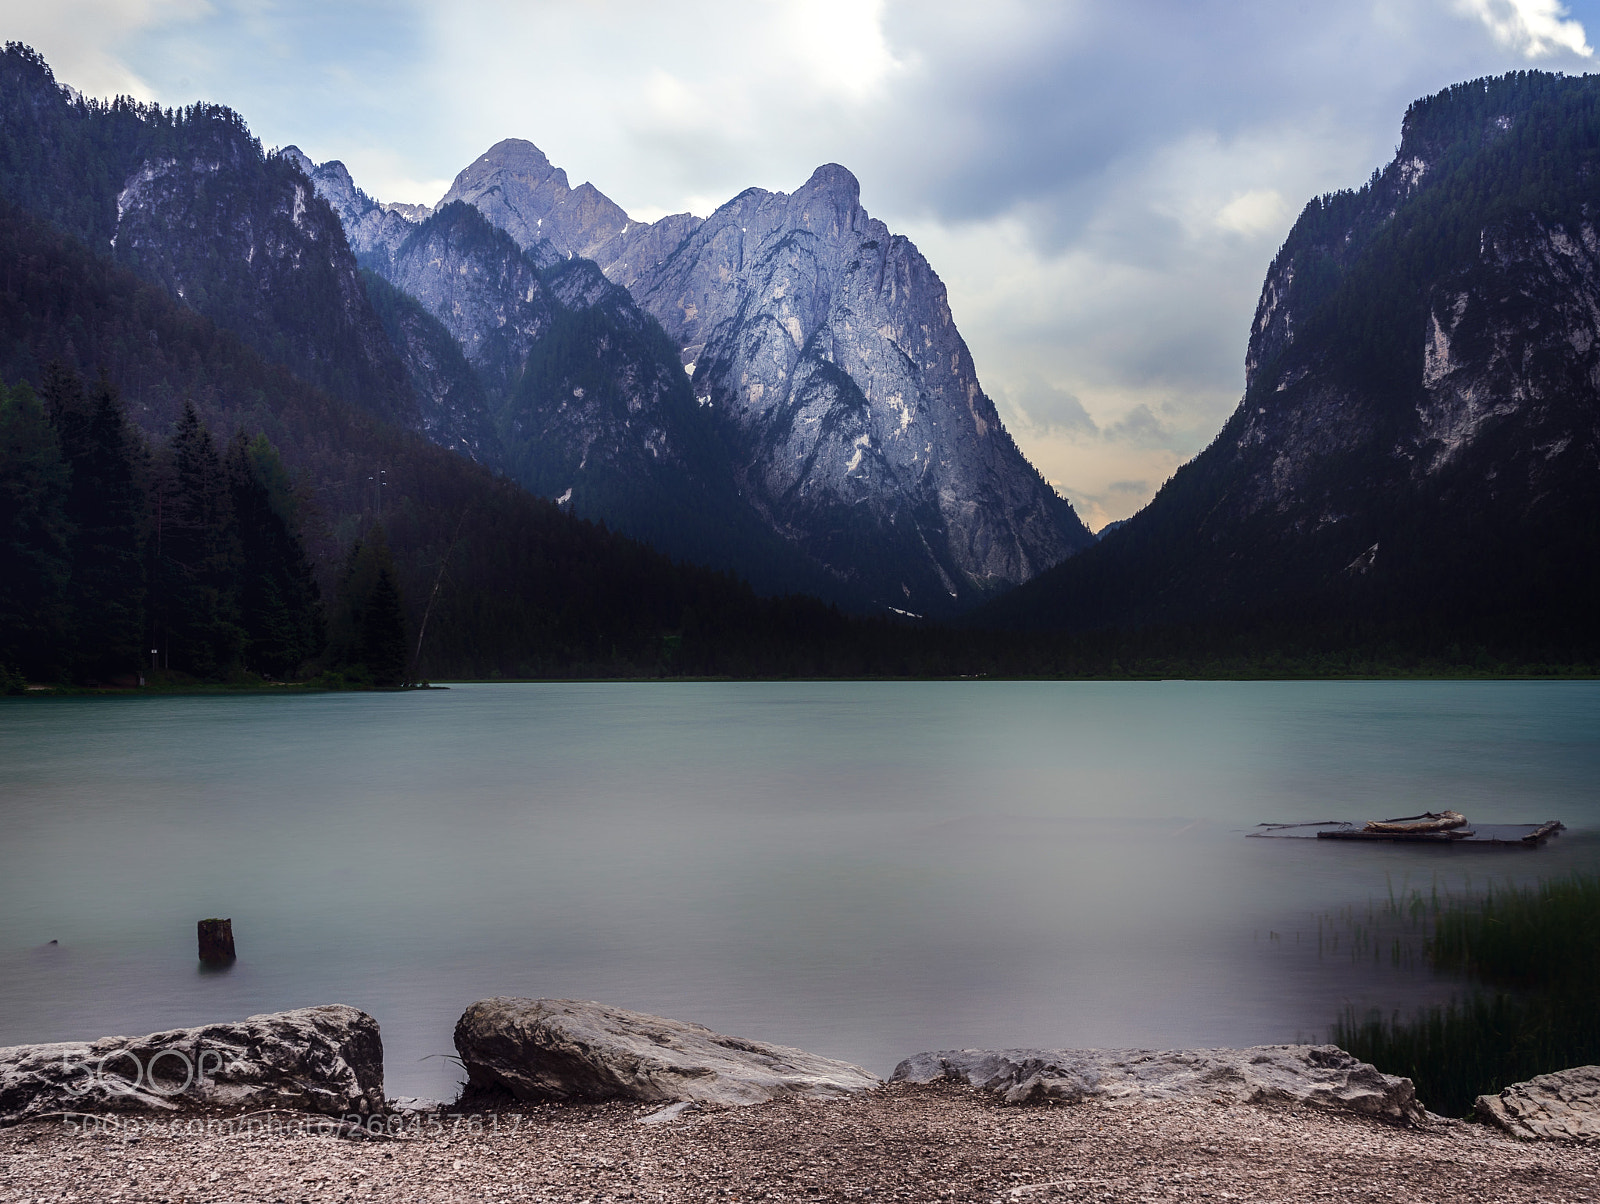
[{"left": 304, "top": 139, "right": 1092, "bottom": 614}]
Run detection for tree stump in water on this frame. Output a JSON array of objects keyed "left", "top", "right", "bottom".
[{"left": 198, "top": 918, "right": 236, "bottom": 965}]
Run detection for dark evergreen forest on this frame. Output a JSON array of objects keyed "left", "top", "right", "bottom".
[{"left": 0, "top": 368, "right": 403, "bottom": 685}]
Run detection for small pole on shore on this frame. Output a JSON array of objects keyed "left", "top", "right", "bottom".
[{"left": 198, "top": 918, "right": 236, "bottom": 965}]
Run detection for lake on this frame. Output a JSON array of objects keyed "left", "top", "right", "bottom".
[{"left": 2, "top": 680, "right": 1597, "bottom": 1101}]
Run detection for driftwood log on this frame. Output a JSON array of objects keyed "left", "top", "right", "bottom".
[{"left": 1362, "top": 810, "right": 1469, "bottom": 834}]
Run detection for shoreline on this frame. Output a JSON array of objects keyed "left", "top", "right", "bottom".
[
  {"left": 5, "top": 1082, "right": 1598, "bottom": 1203},
  {"left": 8, "top": 671, "right": 1600, "bottom": 697}
]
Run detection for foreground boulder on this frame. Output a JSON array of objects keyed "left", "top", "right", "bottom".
[
  {"left": 892, "top": 1045, "right": 1424, "bottom": 1125},
  {"left": 1476, "top": 1065, "right": 1600, "bottom": 1141},
  {"left": 454, "top": 998, "right": 880, "bottom": 1106},
  {"left": 0, "top": 1006, "right": 385, "bottom": 1126}
]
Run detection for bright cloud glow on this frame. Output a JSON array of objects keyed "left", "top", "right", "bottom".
[
  {"left": 1457, "top": 0, "right": 1593, "bottom": 57},
  {"left": 0, "top": 0, "right": 211, "bottom": 98}
]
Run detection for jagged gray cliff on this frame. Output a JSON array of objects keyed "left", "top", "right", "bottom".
[
  {"left": 628, "top": 164, "right": 1091, "bottom": 606},
  {"left": 437, "top": 139, "right": 702, "bottom": 283},
  {"left": 312, "top": 141, "right": 1091, "bottom": 612}
]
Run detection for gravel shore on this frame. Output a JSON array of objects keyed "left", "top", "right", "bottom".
[{"left": 3, "top": 1081, "right": 1598, "bottom": 1203}]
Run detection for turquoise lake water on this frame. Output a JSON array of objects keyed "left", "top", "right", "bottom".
[{"left": 2, "top": 680, "right": 1597, "bottom": 1100}]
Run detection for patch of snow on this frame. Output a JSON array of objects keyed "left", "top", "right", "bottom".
[
  {"left": 1345, "top": 543, "right": 1378, "bottom": 575},
  {"left": 684, "top": 362, "right": 696, "bottom": 375},
  {"left": 555, "top": 488, "right": 573, "bottom": 505},
  {"left": 845, "top": 432, "right": 872, "bottom": 473}
]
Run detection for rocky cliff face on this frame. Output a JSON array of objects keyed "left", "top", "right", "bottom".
[
  {"left": 361, "top": 269, "right": 498, "bottom": 460},
  {"left": 435, "top": 139, "right": 702, "bottom": 282},
  {"left": 984, "top": 72, "right": 1600, "bottom": 648},
  {"left": 384, "top": 201, "right": 554, "bottom": 393},
  {"left": 296, "top": 150, "right": 423, "bottom": 273},
  {"left": 627, "top": 164, "right": 1091, "bottom": 608},
  {"left": 107, "top": 124, "right": 417, "bottom": 429},
  {"left": 1229, "top": 80, "right": 1600, "bottom": 541}
]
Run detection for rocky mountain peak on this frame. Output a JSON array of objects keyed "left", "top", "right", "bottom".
[
  {"left": 439, "top": 137, "right": 632, "bottom": 263},
  {"left": 463, "top": 136, "right": 557, "bottom": 181},
  {"left": 278, "top": 144, "right": 314, "bottom": 176},
  {"left": 305, "top": 157, "right": 361, "bottom": 210},
  {"left": 798, "top": 162, "right": 861, "bottom": 207},
  {"left": 625, "top": 163, "right": 1091, "bottom": 607}
]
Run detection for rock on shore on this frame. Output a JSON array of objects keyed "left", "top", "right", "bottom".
[
  {"left": 892, "top": 1044, "right": 1425, "bottom": 1125},
  {"left": 0, "top": 1006, "right": 385, "bottom": 1126},
  {"left": 1476, "top": 1065, "right": 1600, "bottom": 1141},
  {"left": 454, "top": 998, "right": 880, "bottom": 1106}
]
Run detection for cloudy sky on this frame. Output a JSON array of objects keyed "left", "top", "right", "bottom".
[{"left": 6, "top": 0, "right": 1597, "bottom": 527}]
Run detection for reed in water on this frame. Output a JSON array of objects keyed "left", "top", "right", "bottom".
[{"left": 1334, "top": 872, "right": 1600, "bottom": 1117}]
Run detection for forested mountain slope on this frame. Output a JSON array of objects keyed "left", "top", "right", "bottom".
[
  {"left": 0, "top": 196, "right": 846, "bottom": 678},
  {"left": 0, "top": 45, "right": 417, "bottom": 430},
  {"left": 981, "top": 71, "right": 1600, "bottom": 659}
]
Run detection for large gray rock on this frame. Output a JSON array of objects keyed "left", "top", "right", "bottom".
[
  {"left": 454, "top": 998, "right": 880, "bottom": 1107},
  {"left": 892, "top": 1045, "right": 1424, "bottom": 1125},
  {"left": 1475, "top": 1065, "right": 1600, "bottom": 1141},
  {"left": 0, "top": 1006, "right": 385, "bottom": 1126}
]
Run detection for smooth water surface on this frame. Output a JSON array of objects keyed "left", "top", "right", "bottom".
[{"left": 2, "top": 681, "right": 1597, "bottom": 1099}]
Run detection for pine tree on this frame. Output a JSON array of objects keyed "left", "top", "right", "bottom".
[
  {"left": 225, "top": 432, "right": 323, "bottom": 677},
  {"left": 151, "top": 401, "right": 241, "bottom": 677},
  {"left": 0, "top": 380, "right": 71, "bottom": 679},
  {"left": 360, "top": 562, "right": 409, "bottom": 687},
  {"left": 331, "top": 523, "right": 408, "bottom": 685},
  {"left": 46, "top": 367, "right": 147, "bottom": 682}
]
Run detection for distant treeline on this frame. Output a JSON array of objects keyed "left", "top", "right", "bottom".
[
  {"left": 0, "top": 367, "right": 408, "bottom": 687},
  {"left": 3, "top": 354, "right": 1594, "bottom": 690}
]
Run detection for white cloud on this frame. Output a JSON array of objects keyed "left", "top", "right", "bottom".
[
  {"left": 1456, "top": 0, "right": 1593, "bottom": 57},
  {"left": 0, "top": 0, "right": 211, "bottom": 99},
  {"left": 1215, "top": 189, "right": 1292, "bottom": 238}
]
